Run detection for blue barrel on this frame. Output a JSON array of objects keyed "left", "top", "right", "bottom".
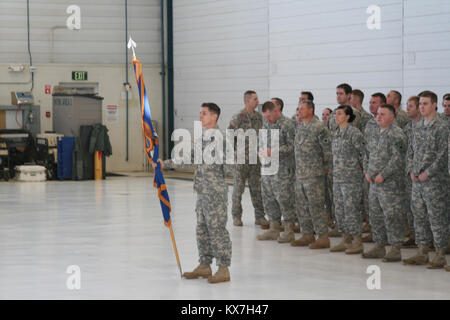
[{"left": 57, "top": 137, "right": 75, "bottom": 180}]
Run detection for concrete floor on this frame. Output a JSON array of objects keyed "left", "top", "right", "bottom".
[{"left": 0, "top": 176, "right": 448, "bottom": 300}]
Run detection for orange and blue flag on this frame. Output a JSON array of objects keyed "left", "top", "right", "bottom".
[{"left": 132, "top": 56, "right": 172, "bottom": 227}]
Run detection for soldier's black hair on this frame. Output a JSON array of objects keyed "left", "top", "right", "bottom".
[
  {"left": 337, "top": 83, "right": 352, "bottom": 95},
  {"left": 201, "top": 102, "right": 221, "bottom": 120},
  {"left": 419, "top": 90, "right": 438, "bottom": 104},
  {"left": 336, "top": 105, "right": 355, "bottom": 123},
  {"left": 300, "top": 91, "right": 314, "bottom": 101},
  {"left": 371, "top": 92, "right": 387, "bottom": 104}
]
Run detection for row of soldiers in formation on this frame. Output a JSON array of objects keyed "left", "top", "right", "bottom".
[{"left": 155, "top": 84, "right": 449, "bottom": 283}]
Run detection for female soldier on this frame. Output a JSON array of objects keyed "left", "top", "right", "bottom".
[{"left": 330, "top": 105, "right": 367, "bottom": 254}]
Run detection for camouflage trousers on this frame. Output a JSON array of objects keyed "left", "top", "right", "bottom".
[
  {"left": 232, "top": 164, "right": 265, "bottom": 220},
  {"left": 324, "top": 173, "right": 334, "bottom": 221},
  {"left": 368, "top": 181, "right": 406, "bottom": 246},
  {"left": 261, "top": 167, "right": 296, "bottom": 223},
  {"left": 411, "top": 177, "right": 448, "bottom": 250},
  {"left": 196, "top": 192, "right": 232, "bottom": 267},
  {"left": 404, "top": 175, "right": 415, "bottom": 236},
  {"left": 295, "top": 176, "right": 328, "bottom": 235},
  {"left": 333, "top": 182, "right": 363, "bottom": 235},
  {"left": 362, "top": 178, "right": 369, "bottom": 217}
]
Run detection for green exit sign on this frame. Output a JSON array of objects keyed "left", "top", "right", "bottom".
[{"left": 72, "top": 71, "right": 88, "bottom": 81}]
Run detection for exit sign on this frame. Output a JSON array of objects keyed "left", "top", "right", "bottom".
[{"left": 72, "top": 71, "right": 88, "bottom": 81}]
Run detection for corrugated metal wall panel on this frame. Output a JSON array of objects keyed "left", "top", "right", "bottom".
[
  {"left": 0, "top": 0, "right": 161, "bottom": 64},
  {"left": 173, "top": 0, "right": 269, "bottom": 132},
  {"left": 174, "top": 0, "right": 449, "bottom": 128}
]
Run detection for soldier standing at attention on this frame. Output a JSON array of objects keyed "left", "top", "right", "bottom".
[
  {"left": 156, "top": 103, "right": 232, "bottom": 283},
  {"left": 330, "top": 106, "right": 366, "bottom": 254},
  {"left": 403, "top": 91, "right": 449, "bottom": 269},
  {"left": 351, "top": 89, "right": 374, "bottom": 235},
  {"left": 362, "top": 104, "right": 407, "bottom": 262},
  {"left": 387, "top": 90, "right": 410, "bottom": 129},
  {"left": 402, "top": 96, "right": 421, "bottom": 248},
  {"left": 228, "top": 90, "right": 268, "bottom": 229},
  {"left": 326, "top": 83, "right": 361, "bottom": 238},
  {"left": 257, "top": 101, "right": 297, "bottom": 243},
  {"left": 291, "top": 100, "right": 332, "bottom": 249},
  {"left": 361, "top": 92, "right": 386, "bottom": 243},
  {"left": 272, "top": 97, "right": 301, "bottom": 234}
]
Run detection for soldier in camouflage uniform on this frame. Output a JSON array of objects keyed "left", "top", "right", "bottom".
[
  {"left": 291, "top": 100, "right": 332, "bottom": 249},
  {"left": 387, "top": 90, "right": 410, "bottom": 129},
  {"left": 330, "top": 106, "right": 367, "bottom": 255},
  {"left": 228, "top": 90, "right": 268, "bottom": 228},
  {"left": 325, "top": 84, "right": 360, "bottom": 238},
  {"left": 159, "top": 103, "right": 232, "bottom": 283},
  {"left": 272, "top": 97, "right": 301, "bottom": 234},
  {"left": 403, "top": 91, "right": 449, "bottom": 269},
  {"left": 351, "top": 89, "right": 374, "bottom": 234},
  {"left": 402, "top": 96, "right": 422, "bottom": 247},
  {"left": 257, "top": 101, "right": 297, "bottom": 242},
  {"left": 362, "top": 104, "right": 407, "bottom": 262},
  {"left": 361, "top": 93, "right": 386, "bottom": 243}
]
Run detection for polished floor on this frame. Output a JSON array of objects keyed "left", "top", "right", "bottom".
[{"left": 0, "top": 176, "right": 448, "bottom": 300}]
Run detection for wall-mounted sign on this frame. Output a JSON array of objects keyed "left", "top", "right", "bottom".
[
  {"left": 45, "top": 85, "right": 51, "bottom": 94},
  {"left": 105, "top": 105, "right": 118, "bottom": 123},
  {"left": 72, "top": 71, "right": 88, "bottom": 81}
]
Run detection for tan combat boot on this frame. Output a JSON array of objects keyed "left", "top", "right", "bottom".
[
  {"left": 291, "top": 232, "right": 315, "bottom": 247},
  {"left": 402, "top": 245, "right": 430, "bottom": 265},
  {"left": 328, "top": 226, "right": 342, "bottom": 237},
  {"left": 445, "top": 265, "right": 450, "bottom": 272},
  {"left": 362, "top": 222, "right": 371, "bottom": 233},
  {"left": 400, "top": 236, "right": 417, "bottom": 248},
  {"left": 427, "top": 249, "right": 447, "bottom": 269},
  {"left": 345, "top": 235, "right": 363, "bottom": 255},
  {"left": 233, "top": 217, "right": 243, "bottom": 227},
  {"left": 183, "top": 264, "right": 212, "bottom": 279},
  {"left": 362, "top": 243, "right": 386, "bottom": 259},
  {"left": 257, "top": 221, "right": 281, "bottom": 241},
  {"left": 309, "top": 233, "right": 330, "bottom": 249},
  {"left": 278, "top": 222, "right": 295, "bottom": 243},
  {"left": 330, "top": 233, "right": 352, "bottom": 252},
  {"left": 255, "top": 217, "right": 270, "bottom": 230},
  {"left": 361, "top": 233, "right": 373, "bottom": 243},
  {"left": 383, "top": 246, "right": 402, "bottom": 262},
  {"left": 208, "top": 266, "right": 230, "bottom": 283}
]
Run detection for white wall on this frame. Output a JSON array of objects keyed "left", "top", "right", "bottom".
[
  {"left": 174, "top": 0, "right": 450, "bottom": 127},
  {"left": 0, "top": 0, "right": 161, "bottom": 64},
  {"left": 173, "top": 0, "right": 269, "bottom": 131}
]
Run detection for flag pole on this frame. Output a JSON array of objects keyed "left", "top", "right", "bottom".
[
  {"left": 169, "top": 223, "right": 183, "bottom": 277},
  {"left": 128, "top": 37, "right": 183, "bottom": 278}
]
